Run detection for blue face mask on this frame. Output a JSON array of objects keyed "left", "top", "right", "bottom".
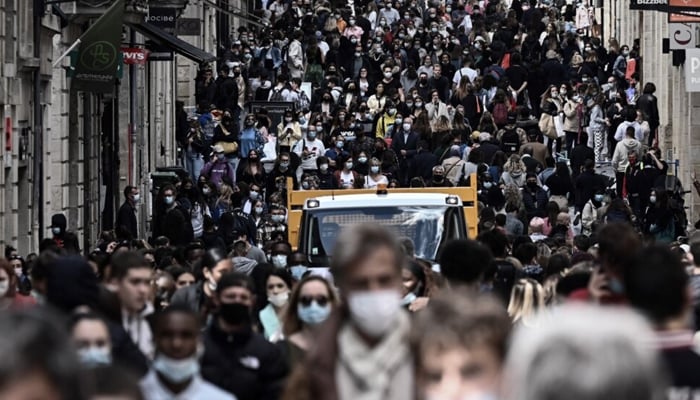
[
  {"left": 164, "top": 196, "right": 175, "bottom": 205},
  {"left": 594, "top": 194, "right": 604, "bottom": 202},
  {"left": 290, "top": 265, "right": 309, "bottom": 280},
  {"left": 77, "top": 346, "right": 112, "bottom": 367},
  {"left": 297, "top": 302, "right": 331, "bottom": 325}
]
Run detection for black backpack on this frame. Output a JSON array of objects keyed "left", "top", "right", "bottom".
[
  {"left": 173, "top": 205, "right": 195, "bottom": 244},
  {"left": 501, "top": 127, "right": 520, "bottom": 154},
  {"left": 269, "top": 87, "right": 286, "bottom": 102}
]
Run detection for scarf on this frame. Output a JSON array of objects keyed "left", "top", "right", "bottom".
[{"left": 336, "top": 311, "right": 414, "bottom": 400}]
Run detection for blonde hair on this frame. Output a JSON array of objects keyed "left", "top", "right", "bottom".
[{"left": 507, "top": 278, "right": 545, "bottom": 327}]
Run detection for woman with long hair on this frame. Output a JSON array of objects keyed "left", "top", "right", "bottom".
[
  {"left": 500, "top": 154, "right": 528, "bottom": 188},
  {"left": 212, "top": 184, "right": 234, "bottom": 223},
  {"left": 587, "top": 93, "right": 609, "bottom": 163},
  {"left": 545, "top": 161, "right": 574, "bottom": 211},
  {"left": 237, "top": 148, "right": 266, "bottom": 186},
  {"left": 540, "top": 84, "right": 563, "bottom": 155},
  {"left": 507, "top": 278, "right": 546, "bottom": 327}
]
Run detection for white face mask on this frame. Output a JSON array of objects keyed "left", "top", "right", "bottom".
[
  {"left": 272, "top": 255, "right": 288, "bottom": 268},
  {"left": 255, "top": 206, "right": 264, "bottom": 214},
  {"left": 0, "top": 281, "right": 9, "bottom": 297},
  {"left": 132, "top": 194, "right": 140, "bottom": 203},
  {"left": 52, "top": 227, "right": 62, "bottom": 235},
  {"left": 403, "top": 123, "right": 411, "bottom": 131},
  {"left": 152, "top": 353, "right": 200, "bottom": 384},
  {"left": 347, "top": 289, "right": 402, "bottom": 337},
  {"left": 268, "top": 291, "right": 290, "bottom": 307}
]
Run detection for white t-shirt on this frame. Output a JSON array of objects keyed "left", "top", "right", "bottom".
[
  {"left": 365, "top": 174, "right": 389, "bottom": 189},
  {"left": 293, "top": 138, "right": 326, "bottom": 170},
  {"left": 452, "top": 67, "right": 478, "bottom": 86},
  {"left": 339, "top": 171, "right": 355, "bottom": 189}
]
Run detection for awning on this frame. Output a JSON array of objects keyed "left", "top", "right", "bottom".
[{"left": 128, "top": 22, "right": 217, "bottom": 64}]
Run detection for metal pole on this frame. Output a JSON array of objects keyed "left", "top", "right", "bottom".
[{"left": 33, "top": 0, "right": 44, "bottom": 243}]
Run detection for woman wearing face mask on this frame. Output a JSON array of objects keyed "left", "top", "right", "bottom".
[
  {"left": 582, "top": 191, "right": 606, "bottom": 236},
  {"left": 353, "top": 151, "right": 370, "bottom": 176},
  {"left": 401, "top": 260, "right": 431, "bottom": 312},
  {"left": 277, "top": 110, "right": 303, "bottom": 154},
  {"left": 280, "top": 276, "right": 338, "bottom": 367},
  {"left": 334, "top": 155, "right": 362, "bottom": 189},
  {"left": 237, "top": 149, "right": 266, "bottom": 186},
  {"left": 367, "top": 83, "right": 388, "bottom": 116},
  {"left": 539, "top": 85, "right": 563, "bottom": 155},
  {"left": 212, "top": 184, "right": 234, "bottom": 223},
  {"left": 356, "top": 68, "right": 373, "bottom": 101},
  {"left": 364, "top": 157, "right": 389, "bottom": 189},
  {"left": 212, "top": 109, "right": 240, "bottom": 171},
  {"left": 154, "top": 184, "right": 193, "bottom": 247},
  {"left": 0, "top": 259, "right": 35, "bottom": 310},
  {"left": 644, "top": 188, "right": 676, "bottom": 243},
  {"left": 9, "top": 255, "right": 31, "bottom": 296},
  {"left": 200, "top": 180, "right": 218, "bottom": 214},
  {"left": 259, "top": 270, "right": 293, "bottom": 341},
  {"left": 70, "top": 313, "right": 113, "bottom": 368}
]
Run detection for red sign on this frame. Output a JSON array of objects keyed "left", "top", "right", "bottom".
[
  {"left": 4, "top": 117, "right": 10, "bottom": 152},
  {"left": 121, "top": 48, "right": 150, "bottom": 65}
]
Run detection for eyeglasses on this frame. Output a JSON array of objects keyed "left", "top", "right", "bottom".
[{"left": 299, "top": 295, "right": 329, "bottom": 307}]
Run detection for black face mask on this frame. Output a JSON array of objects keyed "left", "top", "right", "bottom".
[
  {"left": 433, "top": 174, "right": 444, "bottom": 182},
  {"left": 527, "top": 182, "right": 538, "bottom": 190},
  {"left": 219, "top": 302, "right": 251, "bottom": 325}
]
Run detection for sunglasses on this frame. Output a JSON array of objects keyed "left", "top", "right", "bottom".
[{"left": 299, "top": 295, "right": 329, "bottom": 307}]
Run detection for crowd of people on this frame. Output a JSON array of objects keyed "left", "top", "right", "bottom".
[{"left": 2, "top": 0, "right": 700, "bottom": 399}]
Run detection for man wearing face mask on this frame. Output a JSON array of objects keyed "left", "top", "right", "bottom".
[
  {"left": 201, "top": 144, "right": 236, "bottom": 189},
  {"left": 392, "top": 116, "right": 420, "bottom": 186},
  {"left": 258, "top": 208, "right": 288, "bottom": 246},
  {"left": 49, "top": 213, "right": 69, "bottom": 249},
  {"left": 293, "top": 125, "right": 326, "bottom": 182},
  {"left": 201, "top": 272, "right": 288, "bottom": 400},
  {"left": 141, "top": 307, "right": 235, "bottom": 399},
  {"left": 286, "top": 225, "right": 413, "bottom": 399},
  {"left": 428, "top": 165, "right": 454, "bottom": 187},
  {"left": 316, "top": 156, "right": 338, "bottom": 189},
  {"left": 116, "top": 185, "right": 140, "bottom": 240}
]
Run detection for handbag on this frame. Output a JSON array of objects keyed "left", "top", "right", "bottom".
[
  {"left": 538, "top": 113, "right": 557, "bottom": 139},
  {"left": 554, "top": 114, "right": 565, "bottom": 138},
  {"left": 215, "top": 141, "right": 238, "bottom": 155}
]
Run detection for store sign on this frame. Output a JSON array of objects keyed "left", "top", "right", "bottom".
[
  {"left": 121, "top": 48, "right": 150, "bottom": 64},
  {"left": 145, "top": 8, "right": 177, "bottom": 33},
  {"left": 670, "top": 23, "right": 697, "bottom": 49},
  {"left": 685, "top": 49, "right": 700, "bottom": 92},
  {"left": 630, "top": 0, "right": 666, "bottom": 11}
]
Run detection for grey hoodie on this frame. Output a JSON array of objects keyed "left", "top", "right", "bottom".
[{"left": 232, "top": 256, "right": 258, "bottom": 275}]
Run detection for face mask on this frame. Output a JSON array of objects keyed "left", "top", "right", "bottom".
[
  {"left": 358, "top": 157, "right": 368, "bottom": 164},
  {"left": 308, "top": 131, "right": 317, "bottom": 140},
  {"left": 290, "top": 265, "right": 309, "bottom": 280},
  {"left": 649, "top": 196, "right": 656, "bottom": 204},
  {"left": 401, "top": 292, "right": 417, "bottom": 306},
  {"left": 153, "top": 353, "right": 200, "bottom": 384},
  {"left": 78, "top": 346, "right": 112, "bottom": 367},
  {"left": 433, "top": 174, "right": 444, "bottom": 182},
  {"left": 285, "top": 117, "right": 293, "bottom": 122},
  {"left": 527, "top": 182, "right": 538, "bottom": 190},
  {"left": 271, "top": 215, "right": 285, "bottom": 224},
  {"left": 280, "top": 162, "right": 290, "bottom": 169},
  {"left": 14, "top": 267, "right": 22, "bottom": 277},
  {"left": 250, "top": 191, "right": 259, "bottom": 200},
  {"left": 560, "top": 89, "right": 567, "bottom": 96},
  {"left": 219, "top": 302, "right": 251, "bottom": 325},
  {"left": 217, "top": 153, "right": 226, "bottom": 161},
  {"left": 336, "top": 141, "right": 344, "bottom": 149},
  {"left": 298, "top": 302, "right": 331, "bottom": 325},
  {"left": 370, "top": 166, "right": 380, "bottom": 174},
  {"left": 594, "top": 194, "right": 604, "bottom": 202},
  {"left": 347, "top": 289, "right": 402, "bottom": 337},
  {"left": 302, "top": 181, "right": 310, "bottom": 190},
  {"left": 299, "top": 116, "right": 307, "bottom": 125},
  {"left": 202, "top": 187, "right": 211, "bottom": 195},
  {"left": 345, "top": 162, "right": 354, "bottom": 170},
  {"left": 551, "top": 91, "right": 559, "bottom": 97},
  {"left": 52, "top": 227, "right": 62, "bottom": 235},
  {"left": 355, "top": 52, "right": 362, "bottom": 57},
  {"left": 415, "top": 101, "right": 423, "bottom": 107},
  {"left": 254, "top": 206, "right": 264, "bottom": 214},
  {"left": 132, "top": 194, "right": 140, "bottom": 203},
  {"left": 403, "top": 123, "right": 411, "bottom": 131},
  {"left": 384, "top": 72, "right": 393, "bottom": 79},
  {"left": 268, "top": 291, "right": 290, "bottom": 307},
  {"left": 388, "top": 108, "right": 397, "bottom": 116},
  {"left": 272, "top": 254, "right": 288, "bottom": 268},
  {"left": 483, "top": 181, "right": 493, "bottom": 189}
]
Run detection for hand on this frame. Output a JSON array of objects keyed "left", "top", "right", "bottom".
[
  {"left": 401, "top": 149, "right": 407, "bottom": 156},
  {"left": 106, "top": 241, "right": 118, "bottom": 254},
  {"left": 408, "top": 297, "right": 430, "bottom": 312}
]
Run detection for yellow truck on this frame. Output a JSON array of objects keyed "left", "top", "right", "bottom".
[{"left": 286, "top": 174, "right": 479, "bottom": 267}]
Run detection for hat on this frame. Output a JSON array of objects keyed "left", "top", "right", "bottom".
[
  {"left": 546, "top": 50, "right": 558, "bottom": 59},
  {"left": 211, "top": 144, "right": 225, "bottom": 155}
]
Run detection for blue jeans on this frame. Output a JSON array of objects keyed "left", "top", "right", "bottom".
[{"left": 186, "top": 149, "right": 204, "bottom": 181}]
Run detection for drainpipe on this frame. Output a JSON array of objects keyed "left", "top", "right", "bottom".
[{"left": 33, "top": 0, "right": 44, "bottom": 242}]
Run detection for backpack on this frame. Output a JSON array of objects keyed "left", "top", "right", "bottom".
[
  {"left": 501, "top": 127, "right": 520, "bottom": 154},
  {"left": 269, "top": 87, "right": 286, "bottom": 102},
  {"left": 493, "top": 103, "right": 508, "bottom": 126}
]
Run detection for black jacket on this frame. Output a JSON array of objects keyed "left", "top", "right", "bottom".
[
  {"left": 201, "top": 320, "right": 288, "bottom": 400},
  {"left": 575, "top": 170, "right": 606, "bottom": 209},
  {"left": 116, "top": 201, "right": 138, "bottom": 240}
]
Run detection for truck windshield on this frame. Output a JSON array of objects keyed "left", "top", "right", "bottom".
[{"left": 305, "top": 206, "right": 462, "bottom": 265}]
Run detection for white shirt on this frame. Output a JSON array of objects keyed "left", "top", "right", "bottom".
[
  {"left": 339, "top": 171, "right": 355, "bottom": 188},
  {"left": 140, "top": 371, "right": 236, "bottom": 400},
  {"left": 452, "top": 67, "right": 478, "bottom": 86},
  {"left": 614, "top": 121, "right": 643, "bottom": 142},
  {"left": 293, "top": 138, "right": 326, "bottom": 170}
]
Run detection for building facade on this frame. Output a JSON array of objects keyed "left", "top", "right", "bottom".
[{"left": 0, "top": 0, "right": 238, "bottom": 255}]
